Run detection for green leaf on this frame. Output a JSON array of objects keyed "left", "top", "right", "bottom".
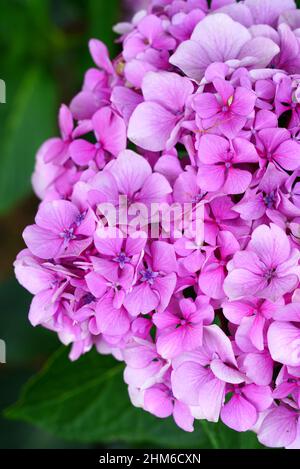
[
  {"left": 5, "top": 348, "right": 208, "bottom": 447},
  {"left": 0, "top": 68, "right": 56, "bottom": 213},
  {"left": 5, "top": 347, "right": 264, "bottom": 448},
  {"left": 0, "top": 278, "right": 58, "bottom": 364}
]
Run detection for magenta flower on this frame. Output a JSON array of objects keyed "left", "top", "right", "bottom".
[
  {"left": 172, "top": 325, "right": 245, "bottom": 422},
  {"left": 256, "top": 127, "right": 300, "bottom": 170},
  {"left": 224, "top": 224, "right": 300, "bottom": 301},
  {"left": 153, "top": 297, "right": 214, "bottom": 358},
  {"left": 69, "top": 107, "right": 127, "bottom": 167},
  {"left": 144, "top": 383, "right": 194, "bottom": 432},
  {"left": 268, "top": 302, "right": 300, "bottom": 367},
  {"left": 14, "top": 250, "right": 69, "bottom": 326},
  {"left": 197, "top": 134, "right": 258, "bottom": 194},
  {"left": 223, "top": 297, "right": 281, "bottom": 352},
  {"left": 23, "top": 200, "right": 95, "bottom": 259},
  {"left": 193, "top": 78, "right": 256, "bottom": 138},
  {"left": 198, "top": 230, "right": 240, "bottom": 299},
  {"left": 245, "top": 0, "right": 296, "bottom": 27},
  {"left": 89, "top": 150, "right": 172, "bottom": 211},
  {"left": 221, "top": 383, "right": 273, "bottom": 432},
  {"left": 123, "top": 14, "right": 176, "bottom": 61},
  {"left": 170, "top": 13, "right": 279, "bottom": 81},
  {"left": 123, "top": 241, "right": 177, "bottom": 315},
  {"left": 86, "top": 257, "right": 133, "bottom": 310},
  {"left": 258, "top": 405, "right": 300, "bottom": 449},
  {"left": 93, "top": 226, "right": 146, "bottom": 275},
  {"left": 233, "top": 163, "right": 287, "bottom": 221},
  {"left": 43, "top": 105, "right": 74, "bottom": 165},
  {"left": 123, "top": 339, "right": 168, "bottom": 389}
]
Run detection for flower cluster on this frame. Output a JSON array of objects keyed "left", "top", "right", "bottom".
[{"left": 15, "top": 0, "right": 300, "bottom": 448}]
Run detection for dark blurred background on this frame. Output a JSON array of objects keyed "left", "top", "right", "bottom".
[{"left": 0, "top": 0, "right": 133, "bottom": 448}]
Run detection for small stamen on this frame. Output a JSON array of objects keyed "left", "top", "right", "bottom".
[{"left": 140, "top": 268, "right": 159, "bottom": 285}]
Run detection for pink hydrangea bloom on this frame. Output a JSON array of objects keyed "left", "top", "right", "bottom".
[{"left": 14, "top": 0, "right": 300, "bottom": 449}]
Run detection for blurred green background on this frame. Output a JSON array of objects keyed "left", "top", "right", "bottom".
[{"left": 0, "top": 0, "right": 264, "bottom": 449}]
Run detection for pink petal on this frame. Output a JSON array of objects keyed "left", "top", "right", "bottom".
[
  {"left": 123, "top": 283, "right": 159, "bottom": 316},
  {"left": 85, "top": 271, "right": 108, "bottom": 298},
  {"left": 128, "top": 102, "right": 178, "bottom": 151},
  {"left": 258, "top": 406, "right": 298, "bottom": 448},
  {"left": 249, "top": 314, "right": 266, "bottom": 351},
  {"left": 94, "top": 227, "right": 123, "bottom": 256},
  {"left": 69, "top": 139, "right": 96, "bottom": 165},
  {"left": 203, "top": 324, "right": 237, "bottom": 365},
  {"left": 59, "top": 104, "right": 73, "bottom": 139},
  {"left": 244, "top": 0, "right": 296, "bottom": 27},
  {"left": 238, "top": 37, "right": 280, "bottom": 68},
  {"left": 197, "top": 164, "right": 225, "bottom": 192},
  {"left": 138, "top": 173, "right": 172, "bottom": 205},
  {"left": 249, "top": 224, "right": 290, "bottom": 266},
  {"left": 23, "top": 225, "right": 63, "bottom": 259},
  {"left": 274, "top": 140, "right": 300, "bottom": 171},
  {"left": 210, "top": 359, "right": 245, "bottom": 384},
  {"left": 142, "top": 71, "right": 193, "bottom": 113},
  {"left": 224, "top": 268, "right": 266, "bottom": 299},
  {"left": 92, "top": 107, "right": 126, "bottom": 156},
  {"left": 198, "top": 264, "right": 225, "bottom": 299},
  {"left": 111, "top": 150, "right": 151, "bottom": 197},
  {"left": 169, "top": 40, "right": 211, "bottom": 82},
  {"left": 144, "top": 385, "right": 173, "bottom": 418},
  {"left": 70, "top": 91, "right": 102, "bottom": 121},
  {"left": 223, "top": 300, "right": 254, "bottom": 324},
  {"left": 223, "top": 168, "right": 252, "bottom": 194},
  {"left": 193, "top": 93, "right": 220, "bottom": 119},
  {"left": 88, "top": 39, "right": 114, "bottom": 74},
  {"left": 125, "top": 59, "right": 157, "bottom": 89},
  {"left": 195, "top": 374, "right": 226, "bottom": 422},
  {"left": 221, "top": 394, "right": 257, "bottom": 431},
  {"left": 171, "top": 361, "right": 213, "bottom": 406},
  {"left": 242, "top": 384, "right": 273, "bottom": 412},
  {"left": 96, "top": 296, "right": 130, "bottom": 336},
  {"left": 233, "top": 137, "right": 258, "bottom": 163},
  {"left": 151, "top": 241, "right": 177, "bottom": 274},
  {"left": 29, "top": 289, "right": 57, "bottom": 326},
  {"left": 191, "top": 13, "right": 251, "bottom": 63},
  {"left": 111, "top": 86, "right": 143, "bottom": 124},
  {"left": 268, "top": 321, "right": 300, "bottom": 367},
  {"left": 243, "top": 351, "right": 273, "bottom": 385},
  {"left": 154, "top": 273, "right": 177, "bottom": 313},
  {"left": 173, "top": 400, "right": 194, "bottom": 432},
  {"left": 198, "top": 134, "right": 229, "bottom": 164}
]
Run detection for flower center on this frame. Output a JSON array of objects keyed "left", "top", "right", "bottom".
[
  {"left": 60, "top": 228, "right": 76, "bottom": 242},
  {"left": 140, "top": 268, "right": 159, "bottom": 285},
  {"left": 192, "top": 193, "right": 203, "bottom": 203},
  {"left": 82, "top": 293, "right": 95, "bottom": 305},
  {"left": 75, "top": 211, "right": 86, "bottom": 227},
  {"left": 264, "top": 268, "right": 276, "bottom": 282},
  {"left": 263, "top": 192, "right": 275, "bottom": 208},
  {"left": 113, "top": 251, "right": 131, "bottom": 268}
]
